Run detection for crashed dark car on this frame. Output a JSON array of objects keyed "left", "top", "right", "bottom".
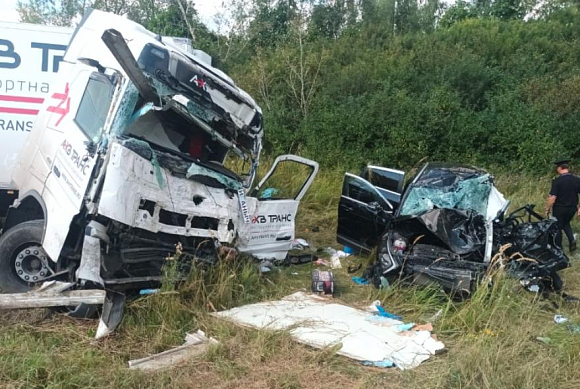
[{"left": 337, "top": 163, "right": 569, "bottom": 295}]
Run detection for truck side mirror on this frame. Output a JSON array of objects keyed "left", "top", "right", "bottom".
[{"left": 78, "top": 57, "right": 106, "bottom": 73}]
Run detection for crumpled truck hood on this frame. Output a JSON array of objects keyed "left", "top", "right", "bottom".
[{"left": 98, "top": 141, "right": 239, "bottom": 242}]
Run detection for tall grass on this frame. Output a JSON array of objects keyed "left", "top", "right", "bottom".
[{"left": 2, "top": 165, "right": 580, "bottom": 388}]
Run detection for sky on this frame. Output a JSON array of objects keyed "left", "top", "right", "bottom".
[
  {"left": 0, "top": 0, "right": 223, "bottom": 26},
  {"left": 2, "top": 0, "right": 21, "bottom": 22}
]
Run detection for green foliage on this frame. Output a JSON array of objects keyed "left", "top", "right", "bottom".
[
  {"left": 16, "top": 0, "right": 580, "bottom": 173},
  {"left": 229, "top": 7, "right": 580, "bottom": 173}
]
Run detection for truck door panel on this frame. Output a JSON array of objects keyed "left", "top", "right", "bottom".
[
  {"left": 41, "top": 69, "right": 115, "bottom": 261},
  {"left": 237, "top": 155, "right": 318, "bottom": 260}
]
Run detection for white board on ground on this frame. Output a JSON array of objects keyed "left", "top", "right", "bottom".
[{"left": 213, "top": 292, "right": 445, "bottom": 370}]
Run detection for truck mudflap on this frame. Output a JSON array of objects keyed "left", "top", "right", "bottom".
[{"left": 95, "top": 290, "right": 126, "bottom": 339}]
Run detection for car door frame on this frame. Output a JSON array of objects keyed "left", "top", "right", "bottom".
[
  {"left": 362, "top": 165, "right": 406, "bottom": 209},
  {"left": 337, "top": 172, "right": 394, "bottom": 254},
  {"left": 40, "top": 66, "right": 121, "bottom": 262}
]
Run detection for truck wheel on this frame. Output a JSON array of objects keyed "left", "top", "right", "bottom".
[{"left": 0, "top": 220, "right": 53, "bottom": 293}]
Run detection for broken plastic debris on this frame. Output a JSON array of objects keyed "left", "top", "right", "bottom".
[
  {"left": 368, "top": 300, "right": 382, "bottom": 313},
  {"left": 259, "top": 260, "right": 276, "bottom": 273},
  {"left": 428, "top": 309, "right": 444, "bottom": 322},
  {"left": 0, "top": 281, "right": 105, "bottom": 309},
  {"left": 139, "top": 289, "right": 159, "bottom": 295},
  {"left": 567, "top": 325, "right": 580, "bottom": 334},
  {"left": 376, "top": 305, "right": 402, "bottom": 320},
  {"left": 128, "top": 330, "right": 218, "bottom": 371},
  {"left": 331, "top": 254, "right": 343, "bottom": 269},
  {"left": 347, "top": 263, "right": 362, "bottom": 273},
  {"left": 286, "top": 254, "right": 316, "bottom": 265},
  {"left": 213, "top": 292, "right": 444, "bottom": 370},
  {"left": 363, "top": 360, "right": 395, "bottom": 368},
  {"left": 554, "top": 314, "right": 569, "bottom": 324},
  {"left": 291, "top": 238, "right": 309, "bottom": 250},
  {"left": 536, "top": 337, "right": 554, "bottom": 345},
  {"left": 380, "top": 276, "right": 390, "bottom": 289},
  {"left": 396, "top": 323, "right": 415, "bottom": 332},
  {"left": 329, "top": 249, "right": 348, "bottom": 269},
  {"left": 352, "top": 276, "right": 370, "bottom": 285}
]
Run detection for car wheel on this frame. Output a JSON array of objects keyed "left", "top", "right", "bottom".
[{"left": 0, "top": 220, "right": 54, "bottom": 293}]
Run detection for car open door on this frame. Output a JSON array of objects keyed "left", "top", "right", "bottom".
[
  {"left": 337, "top": 172, "right": 396, "bottom": 254},
  {"left": 237, "top": 155, "right": 318, "bottom": 260},
  {"left": 361, "top": 165, "right": 405, "bottom": 210}
]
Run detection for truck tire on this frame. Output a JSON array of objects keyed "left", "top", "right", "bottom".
[{"left": 0, "top": 220, "right": 51, "bottom": 293}]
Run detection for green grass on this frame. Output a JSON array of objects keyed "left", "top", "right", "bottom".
[{"left": 2, "top": 167, "right": 580, "bottom": 388}]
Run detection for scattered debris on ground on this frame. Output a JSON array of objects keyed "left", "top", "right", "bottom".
[
  {"left": 0, "top": 281, "right": 104, "bottom": 310},
  {"left": 311, "top": 270, "right": 335, "bottom": 295},
  {"left": 128, "top": 330, "right": 218, "bottom": 371},
  {"left": 554, "top": 314, "right": 569, "bottom": 324},
  {"left": 213, "top": 291, "right": 445, "bottom": 370}
]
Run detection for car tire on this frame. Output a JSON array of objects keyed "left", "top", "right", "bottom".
[{"left": 0, "top": 220, "right": 49, "bottom": 293}]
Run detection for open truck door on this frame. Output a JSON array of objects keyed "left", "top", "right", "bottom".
[
  {"left": 237, "top": 155, "right": 318, "bottom": 260},
  {"left": 337, "top": 166, "right": 405, "bottom": 254}
]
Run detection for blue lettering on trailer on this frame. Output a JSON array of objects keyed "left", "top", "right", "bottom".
[
  {"left": 30, "top": 43, "right": 67, "bottom": 72},
  {"left": 0, "top": 39, "right": 21, "bottom": 69},
  {"left": 0, "top": 39, "right": 66, "bottom": 72}
]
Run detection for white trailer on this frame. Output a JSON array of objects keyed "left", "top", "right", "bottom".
[{"left": 0, "top": 22, "right": 72, "bottom": 212}]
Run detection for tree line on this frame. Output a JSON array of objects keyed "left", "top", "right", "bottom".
[{"left": 17, "top": 0, "right": 580, "bottom": 172}]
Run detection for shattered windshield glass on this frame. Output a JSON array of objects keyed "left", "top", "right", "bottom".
[
  {"left": 400, "top": 172, "right": 492, "bottom": 217},
  {"left": 109, "top": 79, "right": 252, "bottom": 187},
  {"left": 110, "top": 82, "right": 140, "bottom": 136}
]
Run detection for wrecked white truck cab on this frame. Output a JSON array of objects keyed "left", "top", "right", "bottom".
[{"left": 0, "top": 10, "right": 318, "bottom": 298}]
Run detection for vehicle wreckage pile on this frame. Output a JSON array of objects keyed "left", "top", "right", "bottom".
[
  {"left": 338, "top": 163, "right": 570, "bottom": 295},
  {"left": 0, "top": 10, "right": 317, "bottom": 338},
  {"left": 0, "top": 9, "right": 574, "bottom": 373}
]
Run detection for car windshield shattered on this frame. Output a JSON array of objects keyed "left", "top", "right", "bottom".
[
  {"left": 338, "top": 163, "right": 571, "bottom": 297},
  {"left": 399, "top": 167, "right": 494, "bottom": 218}
]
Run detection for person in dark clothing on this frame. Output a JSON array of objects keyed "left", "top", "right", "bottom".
[{"left": 545, "top": 159, "right": 580, "bottom": 252}]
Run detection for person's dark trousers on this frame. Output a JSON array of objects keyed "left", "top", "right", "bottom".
[{"left": 553, "top": 205, "right": 576, "bottom": 249}]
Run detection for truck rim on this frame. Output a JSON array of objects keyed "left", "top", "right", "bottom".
[{"left": 13, "top": 245, "right": 52, "bottom": 284}]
